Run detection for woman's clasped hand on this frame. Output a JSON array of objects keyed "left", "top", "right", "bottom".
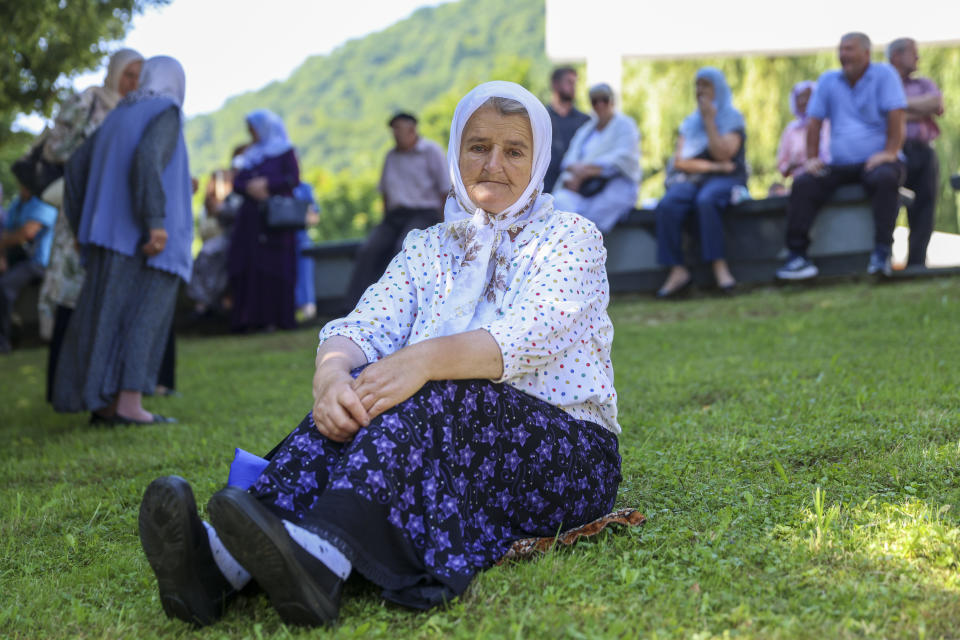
[{"left": 310, "top": 340, "right": 438, "bottom": 443}]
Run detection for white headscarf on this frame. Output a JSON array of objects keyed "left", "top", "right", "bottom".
[
  {"left": 438, "top": 81, "right": 554, "bottom": 335},
  {"left": 125, "top": 55, "right": 186, "bottom": 108},
  {"left": 232, "top": 109, "right": 294, "bottom": 170}
]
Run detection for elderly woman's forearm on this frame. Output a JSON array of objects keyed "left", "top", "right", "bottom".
[
  {"left": 316, "top": 336, "right": 368, "bottom": 372},
  {"left": 412, "top": 330, "right": 504, "bottom": 381}
]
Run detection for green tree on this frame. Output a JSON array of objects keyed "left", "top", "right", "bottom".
[
  {"left": 1, "top": 0, "right": 168, "bottom": 197},
  {"left": 183, "top": 0, "right": 549, "bottom": 179},
  {"left": 2, "top": 0, "right": 167, "bottom": 128}
]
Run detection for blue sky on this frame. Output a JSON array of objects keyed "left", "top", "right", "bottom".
[{"left": 17, "top": 0, "right": 451, "bottom": 131}]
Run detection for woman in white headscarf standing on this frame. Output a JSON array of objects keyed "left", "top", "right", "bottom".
[
  {"left": 137, "top": 81, "right": 622, "bottom": 627},
  {"left": 52, "top": 56, "right": 192, "bottom": 425}
]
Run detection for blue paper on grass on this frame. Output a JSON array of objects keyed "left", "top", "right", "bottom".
[{"left": 227, "top": 448, "right": 269, "bottom": 489}]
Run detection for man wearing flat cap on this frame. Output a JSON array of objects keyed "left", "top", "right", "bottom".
[{"left": 344, "top": 112, "right": 450, "bottom": 309}]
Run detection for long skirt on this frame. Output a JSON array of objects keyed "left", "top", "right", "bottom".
[
  {"left": 249, "top": 375, "right": 622, "bottom": 609},
  {"left": 228, "top": 201, "right": 296, "bottom": 332},
  {"left": 47, "top": 304, "right": 176, "bottom": 403},
  {"left": 52, "top": 247, "right": 178, "bottom": 412}
]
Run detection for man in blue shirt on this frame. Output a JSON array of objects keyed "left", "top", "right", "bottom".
[
  {"left": 0, "top": 171, "right": 59, "bottom": 352},
  {"left": 777, "top": 32, "right": 907, "bottom": 280}
]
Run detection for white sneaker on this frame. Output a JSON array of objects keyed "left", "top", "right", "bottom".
[{"left": 776, "top": 255, "right": 819, "bottom": 280}]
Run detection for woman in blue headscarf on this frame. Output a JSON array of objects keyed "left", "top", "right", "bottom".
[
  {"left": 654, "top": 67, "right": 747, "bottom": 297},
  {"left": 53, "top": 56, "right": 192, "bottom": 424},
  {"left": 227, "top": 109, "right": 301, "bottom": 332}
]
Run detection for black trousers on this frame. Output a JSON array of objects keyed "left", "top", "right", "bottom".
[
  {"left": 344, "top": 206, "right": 440, "bottom": 309},
  {"left": 786, "top": 161, "right": 904, "bottom": 256},
  {"left": 902, "top": 140, "right": 940, "bottom": 266}
]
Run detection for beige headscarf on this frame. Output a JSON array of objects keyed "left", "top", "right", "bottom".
[
  {"left": 90, "top": 48, "right": 144, "bottom": 114},
  {"left": 41, "top": 48, "right": 145, "bottom": 165}
]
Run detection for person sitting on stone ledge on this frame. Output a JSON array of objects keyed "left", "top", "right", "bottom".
[
  {"left": 654, "top": 67, "right": 746, "bottom": 298},
  {"left": 0, "top": 170, "right": 58, "bottom": 353},
  {"left": 888, "top": 36, "right": 945, "bottom": 269},
  {"left": 552, "top": 82, "right": 641, "bottom": 234},
  {"left": 776, "top": 32, "right": 907, "bottom": 281},
  {"left": 774, "top": 80, "right": 832, "bottom": 188}
]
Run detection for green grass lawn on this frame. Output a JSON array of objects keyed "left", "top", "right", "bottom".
[{"left": 2, "top": 277, "right": 960, "bottom": 639}]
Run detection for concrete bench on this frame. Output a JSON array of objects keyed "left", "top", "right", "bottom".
[
  {"left": 605, "top": 183, "right": 879, "bottom": 292},
  {"left": 305, "top": 184, "right": 882, "bottom": 310},
  {"left": 8, "top": 184, "right": 931, "bottom": 338}
]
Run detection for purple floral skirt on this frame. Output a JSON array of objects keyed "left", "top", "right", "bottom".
[{"left": 249, "top": 374, "right": 621, "bottom": 609}]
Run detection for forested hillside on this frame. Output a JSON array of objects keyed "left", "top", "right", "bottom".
[
  {"left": 184, "top": 0, "right": 959, "bottom": 241},
  {"left": 184, "top": 0, "right": 550, "bottom": 176}
]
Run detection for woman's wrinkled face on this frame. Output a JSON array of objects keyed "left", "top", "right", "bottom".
[
  {"left": 247, "top": 122, "right": 260, "bottom": 143},
  {"left": 458, "top": 105, "right": 533, "bottom": 215},
  {"left": 118, "top": 61, "right": 142, "bottom": 97}
]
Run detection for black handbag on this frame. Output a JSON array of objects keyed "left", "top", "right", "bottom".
[
  {"left": 11, "top": 142, "right": 63, "bottom": 197},
  {"left": 577, "top": 176, "right": 610, "bottom": 198},
  {"left": 263, "top": 195, "right": 308, "bottom": 230}
]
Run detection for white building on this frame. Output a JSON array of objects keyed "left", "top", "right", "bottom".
[{"left": 546, "top": 0, "right": 960, "bottom": 97}]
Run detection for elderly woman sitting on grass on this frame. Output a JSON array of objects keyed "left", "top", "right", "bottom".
[{"left": 137, "top": 81, "right": 622, "bottom": 627}]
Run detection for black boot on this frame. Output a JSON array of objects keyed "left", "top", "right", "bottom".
[
  {"left": 207, "top": 486, "right": 343, "bottom": 627},
  {"left": 138, "top": 476, "right": 235, "bottom": 626}
]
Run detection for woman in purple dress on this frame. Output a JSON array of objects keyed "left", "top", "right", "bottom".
[{"left": 227, "top": 109, "right": 299, "bottom": 332}]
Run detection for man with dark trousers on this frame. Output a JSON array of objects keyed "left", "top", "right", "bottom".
[
  {"left": 544, "top": 67, "right": 590, "bottom": 194},
  {"left": 343, "top": 113, "right": 449, "bottom": 310},
  {"left": 776, "top": 32, "right": 907, "bottom": 280},
  {"left": 888, "top": 37, "right": 944, "bottom": 268}
]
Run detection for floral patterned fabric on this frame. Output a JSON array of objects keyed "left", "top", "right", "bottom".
[
  {"left": 42, "top": 88, "right": 116, "bottom": 165},
  {"left": 497, "top": 507, "right": 645, "bottom": 563},
  {"left": 249, "top": 372, "right": 621, "bottom": 610},
  {"left": 38, "top": 214, "right": 85, "bottom": 313}
]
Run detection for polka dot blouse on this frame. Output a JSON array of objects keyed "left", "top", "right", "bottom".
[{"left": 318, "top": 210, "right": 619, "bottom": 434}]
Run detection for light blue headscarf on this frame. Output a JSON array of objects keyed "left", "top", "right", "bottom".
[
  {"left": 678, "top": 67, "right": 745, "bottom": 159},
  {"left": 233, "top": 109, "right": 293, "bottom": 170}
]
